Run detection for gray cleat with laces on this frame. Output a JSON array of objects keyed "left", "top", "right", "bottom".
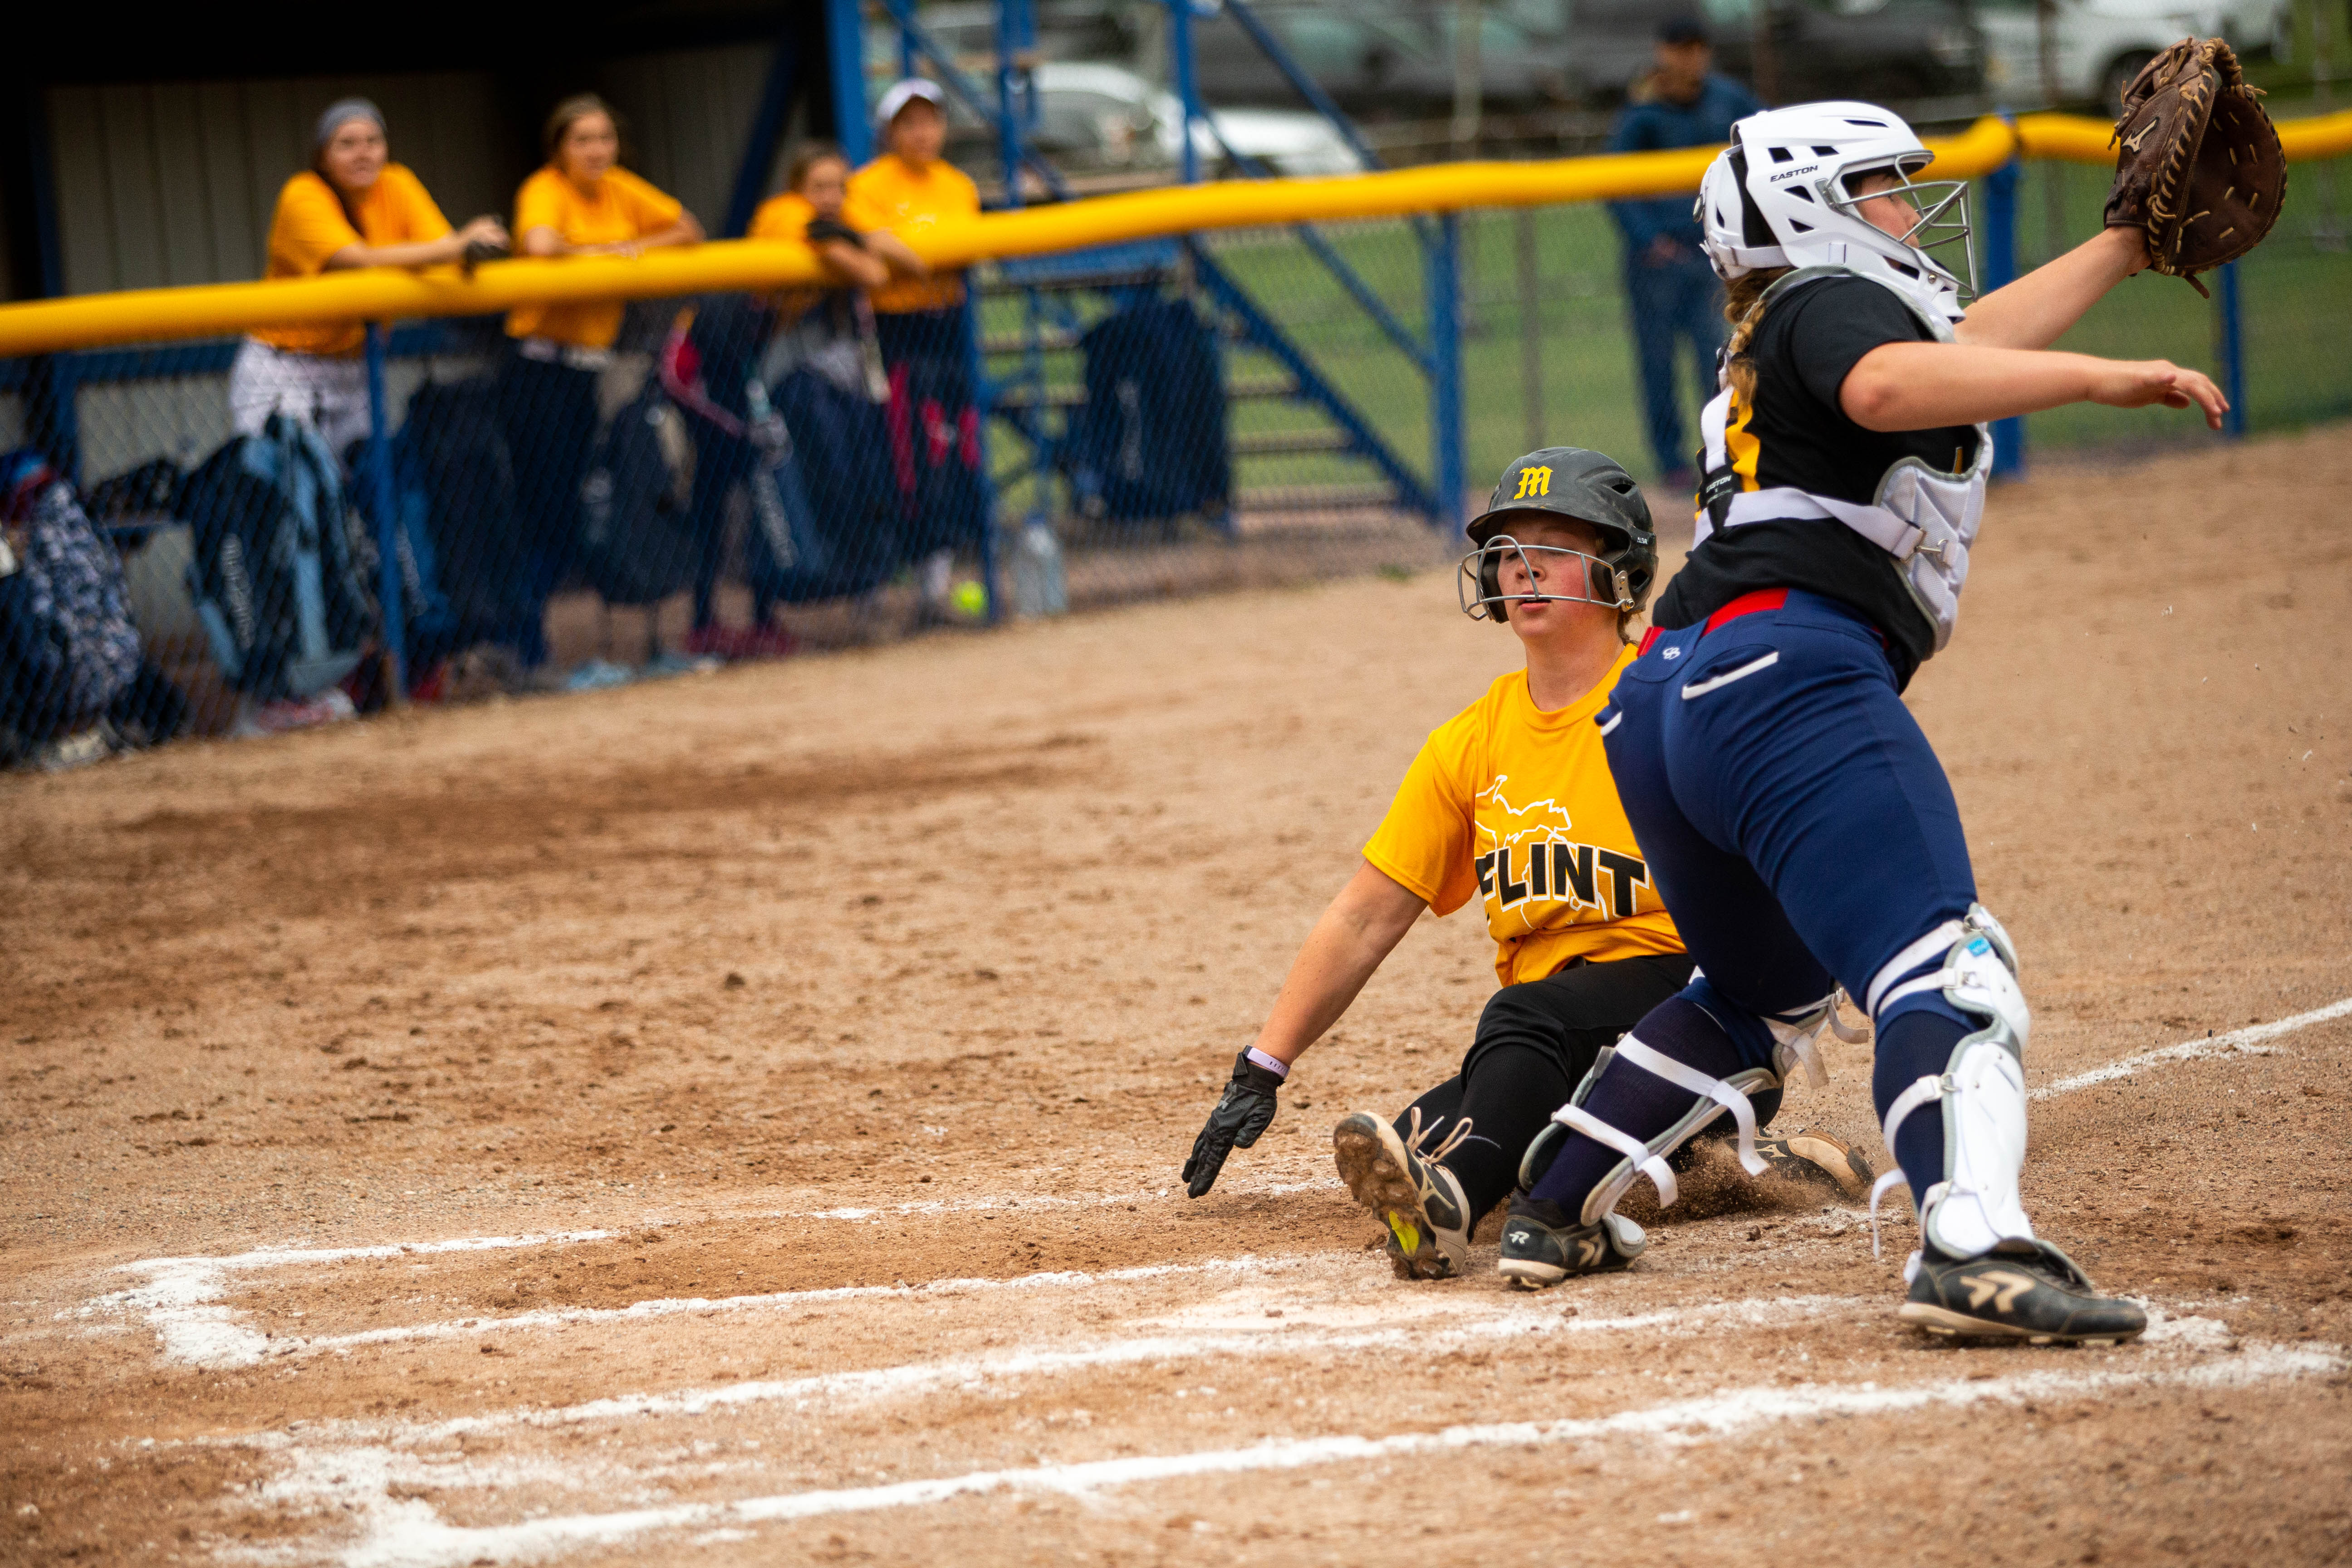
[{"left": 1333, "top": 1109, "right": 1475, "bottom": 1280}]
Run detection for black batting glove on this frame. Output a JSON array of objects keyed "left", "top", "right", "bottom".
[
  {"left": 804, "top": 216, "right": 865, "bottom": 248},
  {"left": 460, "top": 236, "right": 510, "bottom": 274},
  {"left": 1183, "top": 1050, "right": 1285, "bottom": 1199}
]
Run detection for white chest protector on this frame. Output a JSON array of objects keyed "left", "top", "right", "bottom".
[{"left": 1695, "top": 266, "right": 1991, "bottom": 656}]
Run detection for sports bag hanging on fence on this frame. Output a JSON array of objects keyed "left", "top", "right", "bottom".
[
  {"left": 745, "top": 367, "right": 905, "bottom": 605},
  {"left": 177, "top": 416, "right": 378, "bottom": 701},
  {"left": 578, "top": 383, "right": 700, "bottom": 609},
  {"left": 1068, "top": 298, "right": 1230, "bottom": 524}
]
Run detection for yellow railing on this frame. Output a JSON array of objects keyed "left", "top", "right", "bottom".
[{"left": 2, "top": 109, "right": 2347, "bottom": 359}]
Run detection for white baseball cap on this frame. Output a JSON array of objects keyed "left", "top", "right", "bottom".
[{"left": 874, "top": 78, "right": 946, "bottom": 130}]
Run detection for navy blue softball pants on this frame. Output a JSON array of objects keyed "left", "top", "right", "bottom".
[{"left": 1533, "top": 589, "right": 1984, "bottom": 1213}]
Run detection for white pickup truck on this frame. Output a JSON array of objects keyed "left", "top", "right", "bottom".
[{"left": 1976, "top": 0, "right": 2287, "bottom": 112}]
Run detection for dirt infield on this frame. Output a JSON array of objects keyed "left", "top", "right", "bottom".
[{"left": 5, "top": 428, "right": 2351, "bottom": 1568}]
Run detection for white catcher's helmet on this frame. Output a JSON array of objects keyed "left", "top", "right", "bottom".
[{"left": 1695, "top": 101, "right": 1974, "bottom": 321}]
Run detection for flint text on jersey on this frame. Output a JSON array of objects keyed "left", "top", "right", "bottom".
[{"left": 1473, "top": 840, "right": 1650, "bottom": 918}]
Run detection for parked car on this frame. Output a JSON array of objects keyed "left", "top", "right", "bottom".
[
  {"left": 1973, "top": 0, "right": 2284, "bottom": 110},
  {"left": 1712, "top": 0, "right": 1985, "bottom": 103},
  {"left": 1199, "top": 107, "right": 1368, "bottom": 175},
  {"left": 1186, "top": 0, "right": 1977, "bottom": 110},
  {"left": 1187, "top": 2, "right": 1577, "bottom": 115},
  {"left": 866, "top": 0, "right": 1147, "bottom": 76},
  {"left": 945, "top": 61, "right": 1369, "bottom": 181}
]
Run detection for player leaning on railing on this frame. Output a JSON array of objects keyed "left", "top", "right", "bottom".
[
  {"left": 1495, "top": 49, "right": 2283, "bottom": 1342},
  {"left": 230, "top": 98, "right": 508, "bottom": 453},
  {"left": 500, "top": 94, "right": 703, "bottom": 669},
  {"left": 1180, "top": 448, "right": 1873, "bottom": 1280}
]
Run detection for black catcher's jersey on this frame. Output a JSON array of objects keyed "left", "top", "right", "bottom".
[{"left": 1654, "top": 276, "right": 1981, "bottom": 690}]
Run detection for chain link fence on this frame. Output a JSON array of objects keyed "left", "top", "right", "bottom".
[{"left": 5, "top": 159, "right": 2349, "bottom": 769}]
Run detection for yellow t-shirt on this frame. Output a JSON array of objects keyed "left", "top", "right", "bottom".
[
  {"left": 749, "top": 192, "right": 843, "bottom": 322},
  {"left": 1362, "top": 647, "right": 1682, "bottom": 987},
  {"left": 505, "top": 164, "right": 686, "bottom": 349},
  {"left": 748, "top": 191, "right": 815, "bottom": 242},
  {"left": 844, "top": 154, "right": 979, "bottom": 314},
  {"left": 251, "top": 165, "right": 451, "bottom": 357}
]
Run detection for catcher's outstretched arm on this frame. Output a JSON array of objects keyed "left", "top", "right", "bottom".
[
  {"left": 1955, "top": 226, "right": 2145, "bottom": 352},
  {"left": 1841, "top": 341, "right": 2227, "bottom": 433}
]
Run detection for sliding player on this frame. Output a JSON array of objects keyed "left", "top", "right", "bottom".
[{"left": 1182, "top": 448, "right": 1869, "bottom": 1278}]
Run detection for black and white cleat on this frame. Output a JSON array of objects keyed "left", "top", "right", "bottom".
[{"left": 1900, "top": 1238, "right": 2148, "bottom": 1346}]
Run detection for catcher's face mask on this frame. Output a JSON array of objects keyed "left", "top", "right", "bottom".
[
  {"left": 1834, "top": 160, "right": 1975, "bottom": 297},
  {"left": 1457, "top": 533, "right": 1632, "bottom": 623}
]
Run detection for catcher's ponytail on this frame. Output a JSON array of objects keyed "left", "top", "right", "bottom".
[{"left": 1722, "top": 266, "right": 1793, "bottom": 403}]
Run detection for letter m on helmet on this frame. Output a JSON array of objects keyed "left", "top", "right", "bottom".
[{"left": 1514, "top": 466, "right": 1552, "bottom": 500}]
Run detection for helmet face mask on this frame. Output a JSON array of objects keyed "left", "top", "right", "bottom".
[
  {"left": 1462, "top": 446, "right": 1658, "bottom": 627},
  {"left": 1458, "top": 534, "right": 1634, "bottom": 623},
  {"left": 1695, "top": 102, "right": 1975, "bottom": 318},
  {"left": 1827, "top": 160, "right": 1975, "bottom": 299}
]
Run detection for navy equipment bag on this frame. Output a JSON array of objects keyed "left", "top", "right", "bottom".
[
  {"left": 178, "top": 417, "right": 377, "bottom": 700},
  {"left": 351, "top": 377, "right": 530, "bottom": 669},
  {"left": 744, "top": 367, "right": 903, "bottom": 604},
  {"left": 1068, "top": 298, "right": 1229, "bottom": 524}
]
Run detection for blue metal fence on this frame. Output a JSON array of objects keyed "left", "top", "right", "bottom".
[{"left": 3, "top": 0, "right": 2343, "bottom": 771}]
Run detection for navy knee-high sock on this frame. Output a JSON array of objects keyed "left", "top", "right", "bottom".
[
  {"left": 1524, "top": 996, "right": 1743, "bottom": 1214},
  {"left": 1871, "top": 1010, "right": 1968, "bottom": 1216}
]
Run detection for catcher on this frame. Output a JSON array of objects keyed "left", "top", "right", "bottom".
[
  {"left": 1498, "top": 64, "right": 2277, "bottom": 1342},
  {"left": 1180, "top": 446, "right": 1873, "bottom": 1280}
]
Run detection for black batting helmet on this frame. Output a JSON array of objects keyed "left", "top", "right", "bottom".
[{"left": 1461, "top": 447, "right": 1659, "bottom": 622}]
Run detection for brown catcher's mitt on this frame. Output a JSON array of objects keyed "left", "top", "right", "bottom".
[{"left": 2105, "top": 37, "right": 2287, "bottom": 296}]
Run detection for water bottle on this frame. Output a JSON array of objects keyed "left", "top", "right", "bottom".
[
  {"left": 1009, "top": 514, "right": 1067, "bottom": 618},
  {"left": 743, "top": 378, "right": 796, "bottom": 571}
]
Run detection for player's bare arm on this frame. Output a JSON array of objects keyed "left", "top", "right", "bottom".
[
  {"left": 1837, "top": 170, "right": 2223, "bottom": 431},
  {"left": 863, "top": 229, "right": 931, "bottom": 279},
  {"left": 1180, "top": 863, "right": 1421, "bottom": 1201},
  {"left": 1841, "top": 342, "right": 2226, "bottom": 432},
  {"left": 1952, "top": 225, "right": 2142, "bottom": 349},
  {"left": 812, "top": 235, "right": 890, "bottom": 291},
  {"left": 1248, "top": 862, "right": 1426, "bottom": 1069}
]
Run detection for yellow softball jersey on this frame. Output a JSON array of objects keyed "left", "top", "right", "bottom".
[{"left": 1362, "top": 646, "right": 1681, "bottom": 986}]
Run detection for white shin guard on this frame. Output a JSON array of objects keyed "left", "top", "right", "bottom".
[
  {"left": 1528, "top": 1037, "right": 1786, "bottom": 1229},
  {"left": 1866, "top": 906, "right": 2038, "bottom": 1260}
]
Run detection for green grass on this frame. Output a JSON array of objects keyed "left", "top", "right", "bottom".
[{"left": 980, "top": 161, "right": 2352, "bottom": 506}]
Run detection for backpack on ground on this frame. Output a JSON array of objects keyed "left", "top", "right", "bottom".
[
  {"left": 0, "top": 453, "right": 142, "bottom": 750},
  {"left": 579, "top": 383, "right": 700, "bottom": 608},
  {"left": 351, "top": 377, "right": 529, "bottom": 670},
  {"left": 177, "top": 416, "right": 378, "bottom": 700}
]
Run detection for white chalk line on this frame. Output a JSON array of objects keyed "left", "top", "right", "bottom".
[
  {"left": 77, "top": 1176, "right": 1345, "bottom": 1371},
  {"left": 82, "top": 993, "right": 2348, "bottom": 1372},
  {"left": 228, "top": 1254, "right": 1323, "bottom": 1367},
  {"left": 270, "top": 1290, "right": 1861, "bottom": 1450},
  {"left": 75, "top": 1231, "right": 622, "bottom": 1371},
  {"left": 2032, "top": 993, "right": 2352, "bottom": 1099},
  {"left": 248, "top": 1318, "right": 2338, "bottom": 1568},
  {"left": 805, "top": 1174, "right": 1340, "bottom": 1222}
]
